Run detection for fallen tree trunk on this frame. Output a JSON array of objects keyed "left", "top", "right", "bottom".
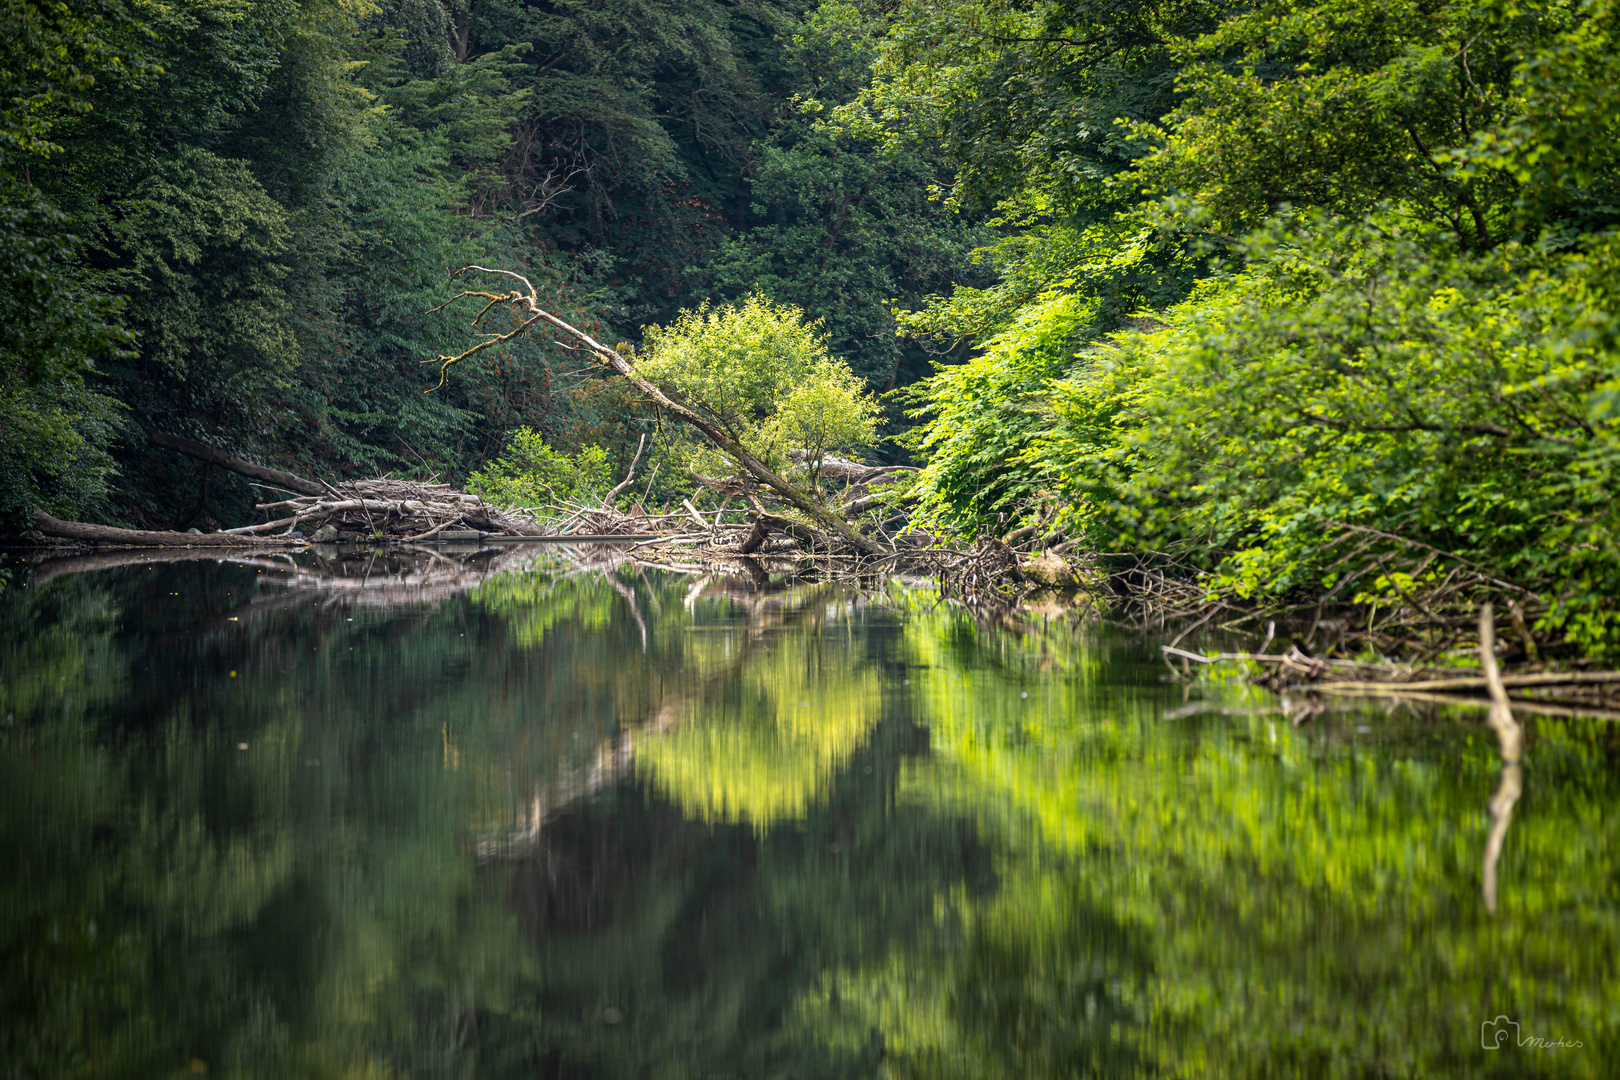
[
  {"left": 842, "top": 490, "right": 917, "bottom": 517},
  {"left": 793, "top": 452, "right": 913, "bottom": 486},
  {"left": 33, "top": 510, "right": 301, "bottom": 547},
  {"left": 146, "top": 429, "right": 329, "bottom": 497},
  {"left": 431, "top": 267, "right": 888, "bottom": 556}
]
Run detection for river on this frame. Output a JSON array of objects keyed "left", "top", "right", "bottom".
[{"left": 0, "top": 547, "right": 1613, "bottom": 1077}]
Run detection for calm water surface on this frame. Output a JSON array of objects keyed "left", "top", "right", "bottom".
[{"left": 1, "top": 548, "right": 1614, "bottom": 1078}]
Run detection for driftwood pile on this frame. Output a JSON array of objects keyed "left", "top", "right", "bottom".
[
  {"left": 223, "top": 478, "right": 544, "bottom": 541},
  {"left": 24, "top": 424, "right": 1110, "bottom": 606},
  {"left": 514, "top": 449, "right": 929, "bottom": 558}
]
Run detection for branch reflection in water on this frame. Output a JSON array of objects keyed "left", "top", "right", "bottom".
[{"left": 1478, "top": 604, "right": 1525, "bottom": 916}]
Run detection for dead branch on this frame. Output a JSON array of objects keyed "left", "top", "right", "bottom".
[
  {"left": 146, "top": 429, "right": 328, "bottom": 497},
  {"left": 33, "top": 511, "right": 303, "bottom": 548},
  {"left": 433, "top": 266, "right": 887, "bottom": 555},
  {"left": 604, "top": 433, "right": 648, "bottom": 501}
]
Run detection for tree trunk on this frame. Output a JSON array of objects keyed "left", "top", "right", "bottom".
[
  {"left": 146, "top": 429, "right": 329, "bottom": 497},
  {"left": 438, "top": 267, "right": 889, "bottom": 555},
  {"left": 738, "top": 517, "right": 772, "bottom": 554},
  {"left": 737, "top": 513, "right": 821, "bottom": 553},
  {"left": 33, "top": 511, "right": 301, "bottom": 547}
]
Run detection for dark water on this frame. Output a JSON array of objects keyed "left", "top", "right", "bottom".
[{"left": 1, "top": 548, "right": 1614, "bottom": 1079}]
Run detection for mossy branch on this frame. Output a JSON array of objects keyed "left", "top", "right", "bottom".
[{"left": 421, "top": 286, "right": 545, "bottom": 392}]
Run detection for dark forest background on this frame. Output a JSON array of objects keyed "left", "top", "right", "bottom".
[{"left": 1, "top": 0, "right": 989, "bottom": 530}]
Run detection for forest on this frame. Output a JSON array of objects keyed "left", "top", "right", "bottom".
[{"left": 4, "top": 0, "right": 1619, "bottom": 653}]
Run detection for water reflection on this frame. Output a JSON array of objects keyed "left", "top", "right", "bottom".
[
  {"left": 1483, "top": 762, "right": 1523, "bottom": 916},
  {"left": 0, "top": 549, "right": 1614, "bottom": 1078}
]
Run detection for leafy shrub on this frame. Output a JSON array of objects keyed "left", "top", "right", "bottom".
[
  {"left": 1030, "top": 216, "right": 1620, "bottom": 652},
  {"left": 466, "top": 429, "right": 612, "bottom": 508},
  {"left": 636, "top": 294, "right": 881, "bottom": 484}
]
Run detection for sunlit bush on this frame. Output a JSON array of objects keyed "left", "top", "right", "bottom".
[
  {"left": 466, "top": 428, "right": 611, "bottom": 508},
  {"left": 1032, "top": 217, "right": 1620, "bottom": 652},
  {"left": 637, "top": 294, "right": 881, "bottom": 484}
]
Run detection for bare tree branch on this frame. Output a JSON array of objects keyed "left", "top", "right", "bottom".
[{"left": 431, "top": 267, "right": 888, "bottom": 554}]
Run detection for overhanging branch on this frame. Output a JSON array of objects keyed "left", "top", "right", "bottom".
[{"left": 431, "top": 267, "right": 888, "bottom": 555}]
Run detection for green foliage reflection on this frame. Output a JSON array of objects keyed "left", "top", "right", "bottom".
[
  {"left": 2, "top": 560, "right": 1615, "bottom": 1077},
  {"left": 803, "top": 605, "right": 1620, "bottom": 1078}
]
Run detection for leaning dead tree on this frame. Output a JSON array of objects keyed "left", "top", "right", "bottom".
[
  {"left": 427, "top": 266, "right": 890, "bottom": 556},
  {"left": 144, "top": 429, "right": 332, "bottom": 497}
]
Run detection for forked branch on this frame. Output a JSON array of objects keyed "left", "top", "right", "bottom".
[
  {"left": 428, "top": 266, "right": 887, "bottom": 555},
  {"left": 422, "top": 287, "right": 545, "bottom": 392}
]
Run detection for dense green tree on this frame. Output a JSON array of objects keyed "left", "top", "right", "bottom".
[
  {"left": 0, "top": 0, "right": 1000, "bottom": 529},
  {"left": 14, "top": 0, "right": 552, "bottom": 526},
  {"left": 705, "top": 1, "right": 995, "bottom": 394},
  {"left": 459, "top": 0, "right": 800, "bottom": 322},
  {"left": 636, "top": 294, "right": 882, "bottom": 482},
  {"left": 889, "top": 0, "right": 1620, "bottom": 652},
  {"left": 858, "top": 0, "right": 1222, "bottom": 215},
  {"left": 0, "top": 1, "right": 139, "bottom": 529}
]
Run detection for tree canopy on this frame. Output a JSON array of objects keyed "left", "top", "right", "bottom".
[{"left": 880, "top": 0, "right": 1620, "bottom": 654}]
